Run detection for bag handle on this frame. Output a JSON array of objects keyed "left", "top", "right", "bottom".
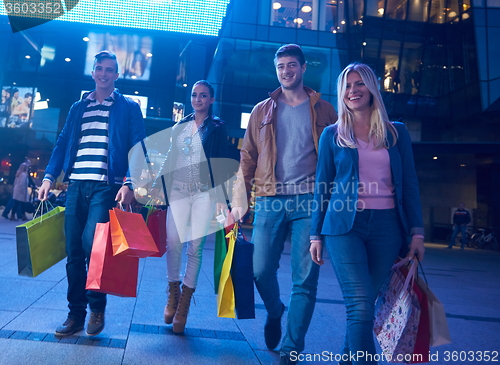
[
  {"left": 33, "top": 200, "right": 55, "bottom": 221},
  {"left": 118, "top": 202, "right": 133, "bottom": 212},
  {"left": 144, "top": 198, "right": 155, "bottom": 208},
  {"left": 234, "top": 222, "right": 249, "bottom": 242},
  {"left": 141, "top": 139, "right": 168, "bottom": 207},
  {"left": 415, "top": 255, "right": 428, "bottom": 285},
  {"left": 392, "top": 256, "right": 417, "bottom": 292},
  {"left": 403, "top": 259, "right": 417, "bottom": 292}
]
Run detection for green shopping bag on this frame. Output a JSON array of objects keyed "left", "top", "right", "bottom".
[
  {"left": 213, "top": 228, "right": 228, "bottom": 294},
  {"left": 16, "top": 206, "right": 66, "bottom": 277}
]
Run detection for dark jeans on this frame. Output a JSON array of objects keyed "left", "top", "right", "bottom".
[
  {"left": 64, "top": 180, "right": 120, "bottom": 320},
  {"left": 2, "top": 198, "right": 23, "bottom": 219},
  {"left": 325, "top": 209, "right": 402, "bottom": 365},
  {"left": 448, "top": 224, "right": 467, "bottom": 249}
]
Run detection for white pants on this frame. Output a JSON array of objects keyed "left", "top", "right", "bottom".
[{"left": 166, "top": 181, "right": 216, "bottom": 289}]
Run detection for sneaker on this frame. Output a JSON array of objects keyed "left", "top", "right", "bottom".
[
  {"left": 264, "top": 303, "right": 285, "bottom": 350},
  {"left": 279, "top": 353, "right": 297, "bottom": 365},
  {"left": 55, "top": 316, "right": 84, "bottom": 337},
  {"left": 86, "top": 312, "right": 105, "bottom": 336}
]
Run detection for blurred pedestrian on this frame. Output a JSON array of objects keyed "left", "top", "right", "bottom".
[
  {"left": 447, "top": 202, "right": 471, "bottom": 250},
  {"left": 10, "top": 162, "right": 30, "bottom": 221}
]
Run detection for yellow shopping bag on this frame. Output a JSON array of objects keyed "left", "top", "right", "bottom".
[{"left": 217, "top": 227, "right": 236, "bottom": 318}]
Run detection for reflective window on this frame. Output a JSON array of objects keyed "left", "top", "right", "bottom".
[
  {"left": 429, "top": 0, "right": 445, "bottom": 23},
  {"left": 366, "top": 0, "right": 386, "bottom": 17},
  {"left": 380, "top": 40, "right": 401, "bottom": 93},
  {"left": 302, "top": 46, "right": 332, "bottom": 95},
  {"left": 408, "top": 0, "right": 430, "bottom": 22},
  {"left": 386, "top": 0, "right": 408, "bottom": 20},
  {"left": 446, "top": 0, "right": 461, "bottom": 22},
  {"left": 420, "top": 43, "right": 447, "bottom": 96},
  {"left": 348, "top": 0, "right": 364, "bottom": 26},
  {"left": 400, "top": 43, "right": 424, "bottom": 95},
  {"left": 324, "top": 0, "right": 345, "bottom": 32},
  {"left": 271, "top": 0, "right": 314, "bottom": 29}
]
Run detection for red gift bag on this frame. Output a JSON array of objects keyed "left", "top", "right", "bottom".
[
  {"left": 147, "top": 208, "right": 167, "bottom": 258},
  {"left": 410, "top": 282, "right": 430, "bottom": 363},
  {"left": 399, "top": 263, "right": 431, "bottom": 363},
  {"left": 109, "top": 208, "right": 159, "bottom": 258},
  {"left": 86, "top": 222, "right": 139, "bottom": 297}
]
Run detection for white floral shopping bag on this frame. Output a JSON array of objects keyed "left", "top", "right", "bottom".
[{"left": 374, "top": 259, "right": 421, "bottom": 363}]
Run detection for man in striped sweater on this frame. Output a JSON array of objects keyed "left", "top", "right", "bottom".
[{"left": 39, "top": 51, "right": 146, "bottom": 337}]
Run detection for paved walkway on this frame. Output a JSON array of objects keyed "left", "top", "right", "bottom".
[{"left": 0, "top": 212, "right": 499, "bottom": 364}]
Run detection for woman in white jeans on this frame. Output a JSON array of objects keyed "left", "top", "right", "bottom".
[{"left": 155, "top": 80, "right": 228, "bottom": 333}]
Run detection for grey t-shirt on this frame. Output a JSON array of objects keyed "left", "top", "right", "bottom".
[{"left": 275, "top": 98, "right": 316, "bottom": 195}]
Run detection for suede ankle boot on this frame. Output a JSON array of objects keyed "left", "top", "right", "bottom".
[
  {"left": 172, "top": 284, "right": 195, "bottom": 334},
  {"left": 164, "top": 281, "right": 181, "bottom": 324}
]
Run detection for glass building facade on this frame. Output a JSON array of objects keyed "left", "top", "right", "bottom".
[{"left": 0, "top": 0, "right": 499, "bottom": 234}]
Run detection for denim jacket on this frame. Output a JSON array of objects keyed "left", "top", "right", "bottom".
[
  {"left": 310, "top": 122, "right": 424, "bottom": 247},
  {"left": 43, "top": 90, "right": 146, "bottom": 185}
]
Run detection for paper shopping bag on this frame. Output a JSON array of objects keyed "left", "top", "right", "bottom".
[
  {"left": 230, "top": 223, "right": 255, "bottom": 319},
  {"left": 16, "top": 206, "right": 66, "bottom": 277},
  {"left": 86, "top": 222, "right": 139, "bottom": 297},
  {"left": 217, "top": 228, "right": 236, "bottom": 318},
  {"left": 146, "top": 208, "right": 167, "bottom": 258},
  {"left": 374, "top": 260, "right": 421, "bottom": 363},
  {"left": 416, "top": 275, "right": 451, "bottom": 347},
  {"left": 109, "top": 208, "right": 159, "bottom": 258},
  {"left": 214, "top": 228, "right": 228, "bottom": 294},
  {"left": 410, "top": 281, "right": 430, "bottom": 363},
  {"left": 398, "top": 265, "right": 430, "bottom": 363}
]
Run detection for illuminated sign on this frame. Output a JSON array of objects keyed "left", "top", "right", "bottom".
[{"left": 1, "top": 0, "right": 231, "bottom": 36}]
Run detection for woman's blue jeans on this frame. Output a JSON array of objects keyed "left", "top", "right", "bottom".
[{"left": 325, "top": 209, "right": 402, "bottom": 365}]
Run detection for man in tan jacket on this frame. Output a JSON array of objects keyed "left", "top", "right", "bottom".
[{"left": 231, "top": 44, "right": 337, "bottom": 365}]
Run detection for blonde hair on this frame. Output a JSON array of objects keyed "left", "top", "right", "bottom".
[{"left": 336, "top": 63, "right": 397, "bottom": 149}]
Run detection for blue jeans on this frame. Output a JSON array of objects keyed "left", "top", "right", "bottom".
[
  {"left": 64, "top": 180, "right": 120, "bottom": 320},
  {"left": 252, "top": 194, "right": 319, "bottom": 354},
  {"left": 448, "top": 224, "right": 467, "bottom": 248},
  {"left": 325, "top": 209, "right": 402, "bottom": 365},
  {"left": 2, "top": 198, "right": 22, "bottom": 219}
]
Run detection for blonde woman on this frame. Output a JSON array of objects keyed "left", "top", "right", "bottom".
[{"left": 310, "top": 63, "right": 425, "bottom": 364}]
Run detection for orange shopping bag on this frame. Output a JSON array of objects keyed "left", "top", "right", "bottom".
[
  {"left": 86, "top": 222, "right": 139, "bottom": 297},
  {"left": 109, "top": 207, "right": 159, "bottom": 258}
]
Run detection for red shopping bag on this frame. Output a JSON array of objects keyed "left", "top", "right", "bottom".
[
  {"left": 411, "top": 283, "right": 430, "bottom": 363},
  {"left": 109, "top": 208, "right": 159, "bottom": 258},
  {"left": 399, "top": 264, "right": 431, "bottom": 363},
  {"left": 147, "top": 208, "right": 167, "bottom": 258},
  {"left": 86, "top": 222, "right": 139, "bottom": 297}
]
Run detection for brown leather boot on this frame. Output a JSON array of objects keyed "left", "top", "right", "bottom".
[
  {"left": 164, "top": 281, "right": 181, "bottom": 324},
  {"left": 172, "top": 284, "right": 195, "bottom": 334}
]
